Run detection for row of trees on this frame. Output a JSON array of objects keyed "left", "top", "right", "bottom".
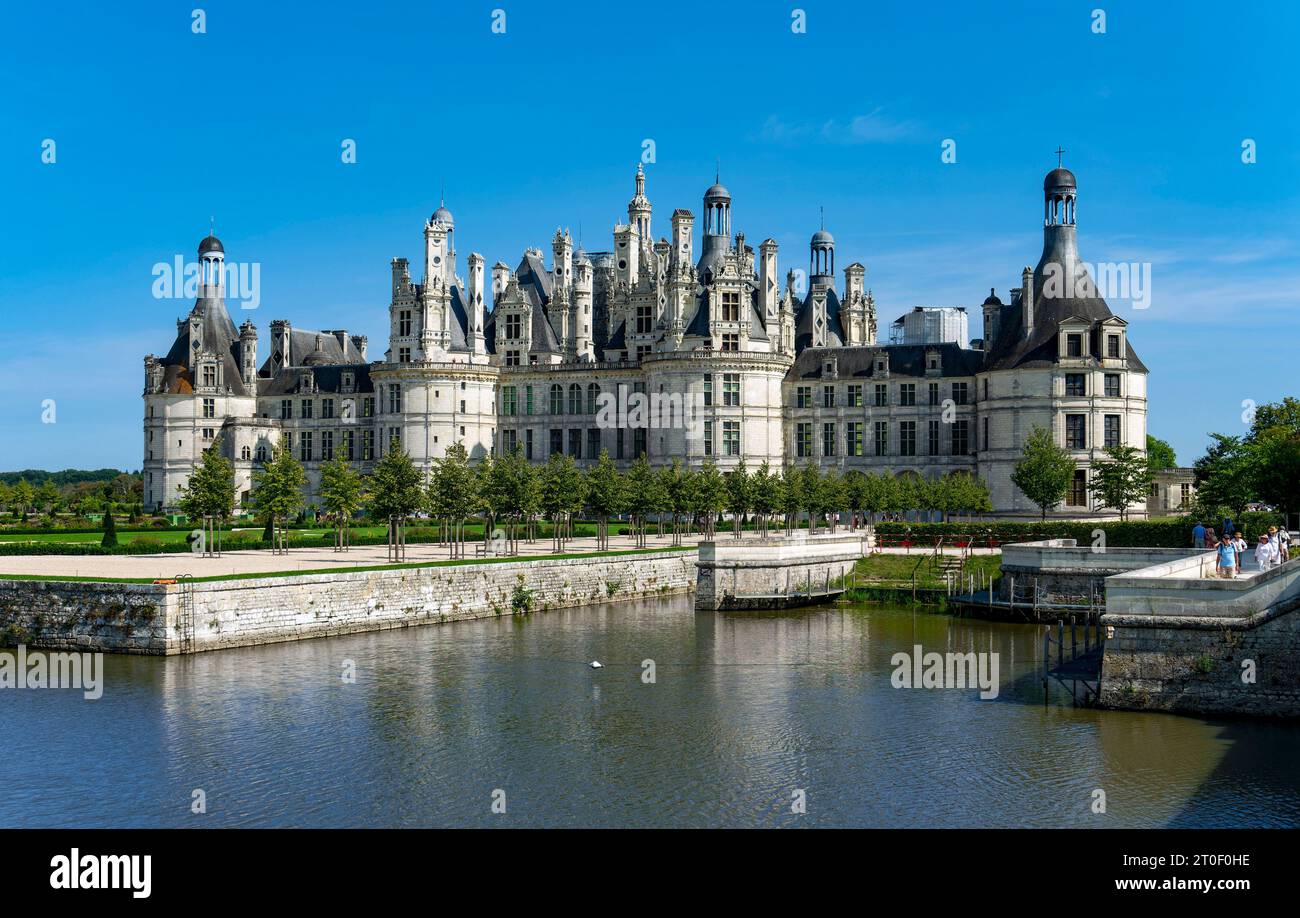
[
  {"left": 0, "top": 474, "right": 142, "bottom": 521},
  {"left": 1192, "top": 397, "right": 1300, "bottom": 519},
  {"left": 177, "top": 435, "right": 995, "bottom": 556}
]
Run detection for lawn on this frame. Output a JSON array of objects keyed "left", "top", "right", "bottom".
[{"left": 850, "top": 552, "right": 1002, "bottom": 590}]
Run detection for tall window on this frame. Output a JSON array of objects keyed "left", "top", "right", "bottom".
[
  {"left": 1104, "top": 414, "right": 1121, "bottom": 448},
  {"left": 874, "top": 384, "right": 888, "bottom": 407},
  {"left": 874, "top": 421, "right": 888, "bottom": 456},
  {"left": 951, "top": 420, "right": 969, "bottom": 455},
  {"left": 502, "top": 386, "right": 518, "bottom": 416},
  {"left": 847, "top": 385, "right": 863, "bottom": 408},
  {"left": 299, "top": 432, "right": 313, "bottom": 462},
  {"left": 387, "top": 386, "right": 401, "bottom": 414},
  {"left": 703, "top": 375, "right": 713, "bottom": 407},
  {"left": 505, "top": 313, "right": 521, "bottom": 339},
  {"left": 322, "top": 399, "right": 334, "bottom": 419},
  {"left": 846, "top": 422, "right": 863, "bottom": 457},
  {"left": 704, "top": 421, "right": 714, "bottom": 456},
  {"left": 721, "top": 333, "right": 739, "bottom": 352},
  {"left": 398, "top": 310, "right": 412, "bottom": 336},
  {"left": 899, "top": 384, "right": 916, "bottom": 407},
  {"left": 550, "top": 384, "right": 564, "bottom": 414},
  {"left": 1066, "top": 414, "right": 1086, "bottom": 449},
  {"left": 1068, "top": 469, "right": 1088, "bottom": 506},
  {"left": 723, "top": 374, "right": 740, "bottom": 407},
  {"left": 587, "top": 428, "right": 601, "bottom": 458},
  {"left": 280, "top": 399, "right": 292, "bottom": 420},
  {"left": 202, "top": 365, "right": 216, "bottom": 388},
  {"left": 568, "top": 428, "right": 582, "bottom": 458},
  {"left": 1104, "top": 374, "right": 1120, "bottom": 398},
  {"left": 587, "top": 384, "right": 600, "bottom": 415},
  {"left": 636, "top": 304, "right": 653, "bottom": 334},
  {"left": 1067, "top": 334, "right": 1083, "bottom": 358},
  {"left": 342, "top": 430, "right": 354, "bottom": 461},
  {"left": 822, "top": 422, "right": 836, "bottom": 457},
  {"left": 301, "top": 398, "right": 314, "bottom": 419},
  {"left": 202, "top": 398, "right": 215, "bottom": 419},
  {"left": 822, "top": 385, "right": 835, "bottom": 408},
  {"left": 951, "top": 382, "right": 969, "bottom": 405},
  {"left": 928, "top": 382, "right": 940, "bottom": 406},
  {"left": 502, "top": 430, "right": 518, "bottom": 455},
  {"left": 899, "top": 421, "right": 916, "bottom": 456},
  {"left": 525, "top": 429, "right": 534, "bottom": 460},
  {"left": 1107, "top": 335, "right": 1121, "bottom": 358},
  {"left": 362, "top": 397, "right": 374, "bottom": 418},
  {"left": 720, "top": 291, "right": 740, "bottom": 322},
  {"left": 928, "top": 419, "right": 941, "bottom": 456},
  {"left": 796, "top": 386, "right": 811, "bottom": 409},
  {"left": 796, "top": 423, "right": 812, "bottom": 458},
  {"left": 550, "top": 429, "right": 563, "bottom": 456},
  {"left": 1065, "top": 374, "right": 1086, "bottom": 397},
  {"left": 525, "top": 385, "right": 535, "bottom": 415},
  {"left": 321, "top": 431, "right": 334, "bottom": 461},
  {"left": 568, "top": 384, "right": 583, "bottom": 415},
  {"left": 361, "top": 430, "right": 374, "bottom": 460},
  {"left": 722, "top": 421, "right": 740, "bottom": 456}
]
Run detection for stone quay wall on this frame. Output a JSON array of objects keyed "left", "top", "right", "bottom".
[
  {"left": 1099, "top": 556, "right": 1300, "bottom": 717},
  {"left": 696, "top": 533, "right": 867, "bottom": 611},
  {"left": 998, "top": 540, "right": 1199, "bottom": 603},
  {"left": 0, "top": 550, "right": 696, "bottom": 655}
]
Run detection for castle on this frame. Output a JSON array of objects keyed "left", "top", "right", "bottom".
[{"left": 142, "top": 164, "right": 1148, "bottom": 518}]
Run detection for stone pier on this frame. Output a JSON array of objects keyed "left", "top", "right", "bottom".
[{"left": 695, "top": 532, "right": 867, "bottom": 611}]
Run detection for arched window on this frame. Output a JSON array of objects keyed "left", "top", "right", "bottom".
[
  {"left": 569, "top": 383, "right": 583, "bottom": 415},
  {"left": 586, "top": 383, "right": 601, "bottom": 415},
  {"left": 240, "top": 446, "right": 251, "bottom": 461},
  {"left": 550, "top": 384, "right": 564, "bottom": 414}
]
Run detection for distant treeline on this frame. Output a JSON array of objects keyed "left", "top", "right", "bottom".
[{"left": 0, "top": 469, "right": 137, "bottom": 486}]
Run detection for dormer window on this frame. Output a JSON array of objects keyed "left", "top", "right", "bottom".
[
  {"left": 1066, "top": 334, "right": 1083, "bottom": 358},
  {"left": 1106, "top": 334, "right": 1121, "bottom": 358}
]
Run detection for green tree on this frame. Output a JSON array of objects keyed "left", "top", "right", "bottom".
[
  {"left": 11, "top": 479, "right": 34, "bottom": 519},
  {"left": 1253, "top": 427, "right": 1300, "bottom": 515},
  {"left": 585, "top": 450, "right": 625, "bottom": 550},
  {"left": 537, "top": 450, "right": 583, "bottom": 552},
  {"left": 624, "top": 455, "right": 661, "bottom": 548},
  {"left": 842, "top": 470, "right": 866, "bottom": 530},
  {"left": 861, "top": 472, "right": 886, "bottom": 526},
  {"left": 319, "top": 454, "right": 366, "bottom": 550},
  {"left": 725, "top": 457, "right": 752, "bottom": 539},
  {"left": 251, "top": 439, "right": 306, "bottom": 549},
  {"left": 178, "top": 437, "right": 236, "bottom": 523},
  {"left": 660, "top": 460, "right": 695, "bottom": 546},
  {"left": 430, "top": 442, "right": 479, "bottom": 557},
  {"left": 819, "top": 468, "right": 844, "bottom": 532},
  {"left": 694, "top": 459, "right": 728, "bottom": 539},
  {"left": 779, "top": 463, "right": 803, "bottom": 535},
  {"left": 101, "top": 506, "right": 118, "bottom": 548},
  {"left": 1146, "top": 434, "right": 1177, "bottom": 472},
  {"left": 750, "top": 460, "right": 783, "bottom": 538},
  {"left": 35, "top": 480, "right": 61, "bottom": 514},
  {"left": 1192, "top": 433, "right": 1256, "bottom": 518},
  {"left": 1011, "top": 425, "right": 1076, "bottom": 520},
  {"left": 1089, "top": 444, "right": 1153, "bottom": 521},
  {"left": 799, "top": 463, "right": 823, "bottom": 534}
]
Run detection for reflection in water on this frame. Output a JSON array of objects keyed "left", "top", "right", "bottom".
[{"left": 3, "top": 596, "right": 1299, "bottom": 828}]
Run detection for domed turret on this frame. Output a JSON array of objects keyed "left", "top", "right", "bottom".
[
  {"left": 432, "top": 203, "right": 454, "bottom": 227},
  {"left": 810, "top": 216, "right": 835, "bottom": 282},
  {"left": 199, "top": 233, "right": 224, "bottom": 255}
]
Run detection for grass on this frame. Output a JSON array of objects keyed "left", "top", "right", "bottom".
[
  {"left": 848, "top": 552, "right": 1002, "bottom": 590},
  {"left": 0, "top": 545, "right": 692, "bottom": 585}
]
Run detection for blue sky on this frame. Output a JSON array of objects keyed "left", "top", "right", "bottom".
[{"left": 1, "top": 0, "right": 1297, "bottom": 472}]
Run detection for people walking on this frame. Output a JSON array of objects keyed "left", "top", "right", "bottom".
[
  {"left": 1192, "top": 521, "right": 1206, "bottom": 549},
  {"left": 1255, "top": 533, "right": 1276, "bottom": 571},
  {"left": 1267, "top": 527, "right": 1283, "bottom": 568},
  {"left": 1217, "top": 535, "right": 1238, "bottom": 579},
  {"left": 1233, "top": 530, "right": 1247, "bottom": 571},
  {"left": 1279, "top": 525, "right": 1292, "bottom": 563}
]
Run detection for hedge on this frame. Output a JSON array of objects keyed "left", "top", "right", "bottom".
[{"left": 874, "top": 511, "right": 1285, "bottom": 549}]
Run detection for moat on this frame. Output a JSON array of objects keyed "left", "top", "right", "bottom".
[{"left": 3, "top": 596, "right": 1299, "bottom": 828}]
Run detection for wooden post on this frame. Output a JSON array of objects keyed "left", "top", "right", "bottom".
[{"left": 1057, "top": 620, "right": 1064, "bottom": 667}]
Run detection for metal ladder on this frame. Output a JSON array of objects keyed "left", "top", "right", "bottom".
[{"left": 175, "top": 574, "right": 195, "bottom": 654}]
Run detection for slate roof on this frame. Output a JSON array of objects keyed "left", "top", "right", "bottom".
[
  {"left": 159, "top": 295, "right": 250, "bottom": 397},
  {"left": 785, "top": 343, "right": 984, "bottom": 382}
]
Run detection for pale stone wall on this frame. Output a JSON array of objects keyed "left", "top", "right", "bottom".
[
  {"left": 696, "top": 533, "right": 865, "bottom": 610},
  {"left": 1, "top": 551, "right": 695, "bottom": 655}
]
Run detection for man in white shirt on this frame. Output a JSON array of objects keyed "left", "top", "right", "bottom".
[{"left": 1255, "top": 534, "right": 1277, "bottom": 571}]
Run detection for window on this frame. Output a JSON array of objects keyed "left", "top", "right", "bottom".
[
  {"left": 721, "top": 333, "right": 739, "bottom": 352},
  {"left": 587, "top": 428, "right": 601, "bottom": 458},
  {"left": 874, "top": 421, "right": 888, "bottom": 456},
  {"left": 550, "top": 429, "right": 563, "bottom": 456},
  {"left": 796, "top": 423, "right": 812, "bottom": 458},
  {"left": 387, "top": 386, "right": 401, "bottom": 414},
  {"left": 723, "top": 374, "right": 740, "bottom": 407},
  {"left": 505, "top": 314, "right": 521, "bottom": 339},
  {"left": 362, "top": 430, "right": 374, "bottom": 460},
  {"left": 525, "top": 429, "right": 534, "bottom": 460},
  {"left": 587, "top": 384, "right": 600, "bottom": 415},
  {"left": 525, "top": 386, "right": 534, "bottom": 415},
  {"left": 871, "top": 384, "right": 887, "bottom": 407},
  {"left": 899, "top": 384, "right": 916, "bottom": 407},
  {"left": 1107, "top": 335, "right": 1121, "bottom": 358},
  {"left": 951, "top": 382, "right": 969, "bottom": 405},
  {"left": 389, "top": 428, "right": 401, "bottom": 451},
  {"left": 951, "top": 420, "right": 969, "bottom": 455},
  {"left": 505, "top": 350, "right": 520, "bottom": 367},
  {"left": 704, "top": 421, "right": 714, "bottom": 457},
  {"left": 928, "top": 419, "right": 941, "bottom": 456},
  {"left": 636, "top": 304, "right": 653, "bottom": 334},
  {"left": 299, "top": 432, "right": 313, "bottom": 462},
  {"left": 900, "top": 421, "right": 916, "bottom": 456},
  {"left": 502, "top": 430, "right": 518, "bottom": 455},
  {"left": 1104, "top": 414, "right": 1121, "bottom": 448},
  {"left": 1066, "top": 334, "right": 1083, "bottom": 358},
  {"left": 720, "top": 290, "right": 740, "bottom": 322},
  {"left": 342, "top": 430, "right": 354, "bottom": 461},
  {"left": 1104, "top": 374, "right": 1120, "bottom": 398},
  {"left": 796, "top": 386, "right": 812, "bottom": 409},
  {"left": 1180, "top": 483, "right": 1191, "bottom": 508},
  {"left": 502, "top": 386, "right": 518, "bottom": 416},
  {"left": 928, "top": 382, "right": 940, "bottom": 406},
  {"left": 302, "top": 398, "right": 314, "bottom": 419},
  {"left": 399, "top": 347, "right": 411, "bottom": 363},
  {"left": 322, "top": 399, "right": 334, "bottom": 419},
  {"left": 1066, "top": 414, "right": 1086, "bottom": 449},
  {"left": 255, "top": 444, "right": 268, "bottom": 462},
  {"left": 321, "top": 431, "right": 334, "bottom": 461},
  {"left": 202, "top": 428, "right": 214, "bottom": 440},
  {"left": 202, "top": 398, "right": 215, "bottom": 419},
  {"left": 723, "top": 421, "right": 740, "bottom": 456},
  {"left": 633, "top": 428, "right": 646, "bottom": 458},
  {"left": 822, "top": 385, "right": 835, "bottom": 409},
  {"left": 616, "top": 429, "right": 625, "bottom": 459},
  {"left": 846, "top": 422, "right": 863, "bottom": 457},
  {"left": 202, "top": 365, "right": 216, "bottom": 388},
  {"left": 362, "top": 397, "right": 374, "bottom": 418},
  {"left": 569, "top": 384, "right": 583, "bottom": 415},
  {"left": 983, "top": 416, "right": 989, "bottom": 451},
  {"left": 1065, "top": 374, "right": 1086, "bottom": 397},
  {"left": 847, "top": 385, "right": 863, "bottom": 408},
  {"left": 398, "top": 311, "right": 412, "bottom": 336},
  {"left": 703, "top": 375, "right": 713, "bottom": 407},
  {"left": 1068, "top": 469, "right": 1088, "bottom": 506},
  {"left": 823, "top": 422, "right": 836, "bottom": 457},
  {"left": 550, "top": 384, "right": 563, "bottom": 414},
  {"left": 568, "top": 429, "right": 582, "bottom": 458},
  {"left": 982, "top": 378, "right": 988, "bottom": 399}
]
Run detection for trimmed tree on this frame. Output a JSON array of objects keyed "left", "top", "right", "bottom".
[
  {"left": 585, "top": 450, "right": 625, "bottom": 551},
  {"left": 725, "top": 457, "right": 752, "bottom": 539},
  {"left": 1011, "top": 425, "right": 1076, "bottom": 520},
  {"left": 429, "top": 442, "right": 478, "bottom": 558},
  {"left": 319, "top": 454, "right": 366, "bottom": 550},
  {"left": 368, "top": 438, "right": 424, "bottom": 556},
  {"left": 694, "top": 459, "right": 728, "bottom": 540},
  {"left": 178, "top": 436, "right": 236, "bottom": 551},
  {"left": 751, "top": 460, "right": 782, "bottom": 539},
  {"left": 251, "top": 439, "right": 306, "bottom": 551},
  {"left": 779, "top": 463, "right": 802, "bottom": 535},
  {"left": 1089, "top": 444, "right": 1153, "bottom": 522},
  {"left": 101, "top": 507, "right": 118, "bottom": 548},
  {"left": 624, "top": 454, "right": 660, "bottom": 548}
]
